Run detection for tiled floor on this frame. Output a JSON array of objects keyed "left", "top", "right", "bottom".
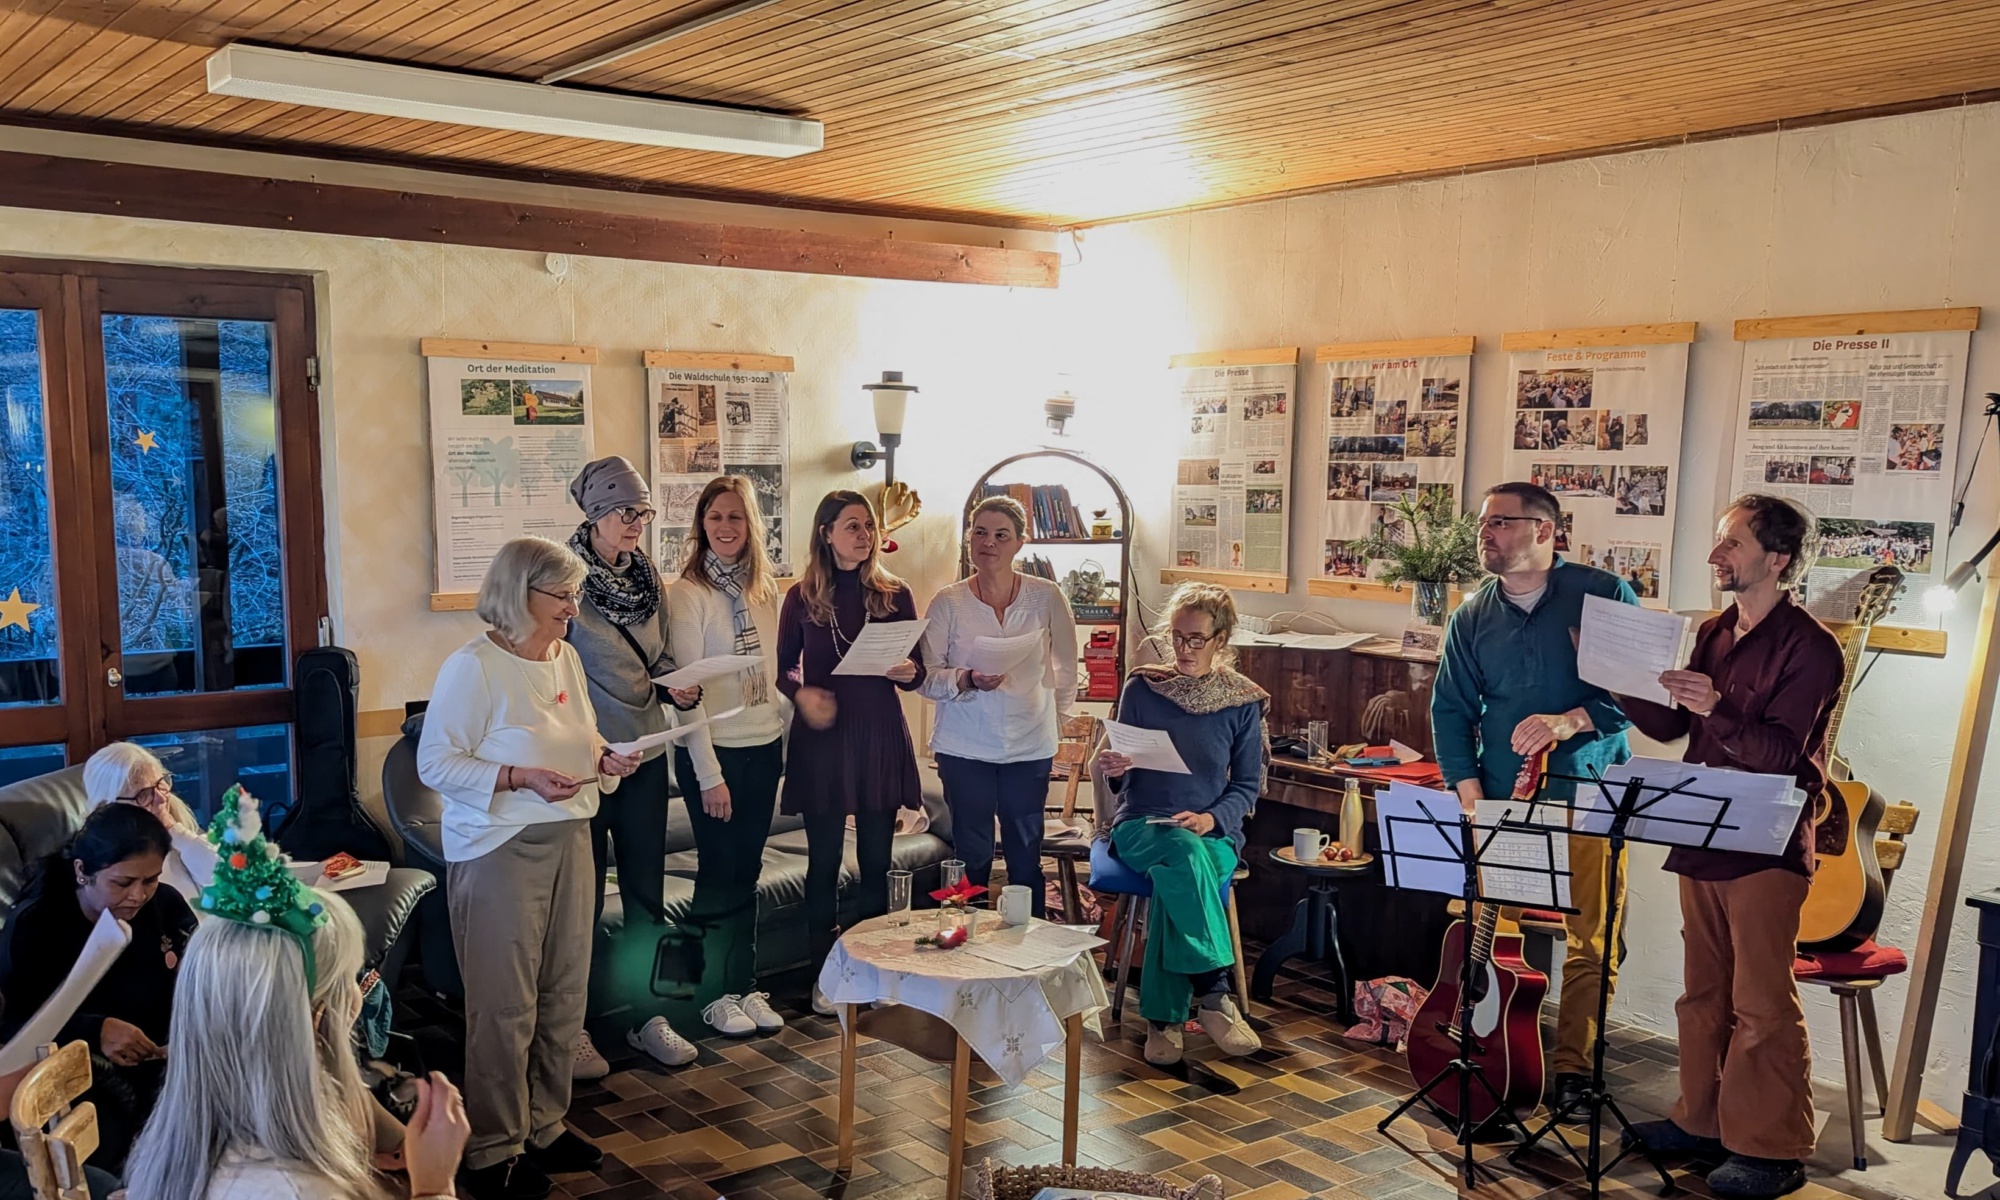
[{"left": 531, "top": 953, "right": 1917, "bottom": 1200}]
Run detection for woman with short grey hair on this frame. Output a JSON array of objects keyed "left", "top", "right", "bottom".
[{"left": 417, "top": 535, "right": 639, "bottom": 1200}]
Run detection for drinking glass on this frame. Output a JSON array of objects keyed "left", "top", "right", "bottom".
[
  {"left": 941, "top": 859, "right": 966, "bottom": 890},
  {"left": 887, "top": 869, "right": 913, "bottom": 926}
]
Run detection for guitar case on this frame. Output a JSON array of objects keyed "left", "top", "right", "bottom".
[{"left": 279, "top": 644, "right": 393, "bottom": 862}]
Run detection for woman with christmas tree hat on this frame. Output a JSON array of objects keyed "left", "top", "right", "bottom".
[{"left": 125, "top": 786, "right": 471, "bottom": 1199}]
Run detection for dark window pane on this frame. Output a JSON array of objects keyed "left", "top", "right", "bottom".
[
  {"left": 0, "top": 308, "right": 59, "bottom": 707},
  {"left": 0, "top": 743, "right": 65, "bottom": 789},
  {"left": 103, "top": 316, "right": 284, "bottom": 697},
  {"left": 132, "top": 723, "right": 290, "bottom": 828}
]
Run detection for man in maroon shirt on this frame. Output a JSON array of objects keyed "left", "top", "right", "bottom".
[{"left": 1618, "top": 495, "right": 1844, "bottom": 1199}]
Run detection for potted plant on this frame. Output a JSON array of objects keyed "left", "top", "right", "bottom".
[{"left": 1355, "top": 490, "right": 1485, "bottom": 630}]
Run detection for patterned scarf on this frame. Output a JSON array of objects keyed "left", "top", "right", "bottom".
[
  {"left": 1131, "top": 663, "right": 1272, "bottom": 793},
  {"left": 707, "top": 550, "right": 770, "bottom": 707},
  {"left": 569, "top": 522, "right": 659, "bottom": 627}
]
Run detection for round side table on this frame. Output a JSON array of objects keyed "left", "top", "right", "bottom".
[{"left": 1250, "top": 845, "right": 1376, "bottom": 1022}]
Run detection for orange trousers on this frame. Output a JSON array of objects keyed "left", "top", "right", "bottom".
[{"left": 1671, "top": 869, "right": 1816, "bottom": 1161}]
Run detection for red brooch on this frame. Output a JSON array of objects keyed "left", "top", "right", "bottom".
[{"left": 557, "top": 690, "right": 569, "bottom": 705}]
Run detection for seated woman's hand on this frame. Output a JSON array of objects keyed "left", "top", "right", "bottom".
[
  {"left": 797, "top": 685, "right": 838, "bottom": 730},
  {"left": 1171, "top": 811, "right": 1217, "bottom": 836},
  {"left": 403, "top": 1072, "right": 471, "bottom": 1199},
  {"left": 1095, "top": 749, "right": 1134, "bottom": 778},
  {"left": 515, "top": 767, "right": 581, "bottom": 802},
  {"left": 100, "top": 1017, "right": 165, "bottom": 1066},
  {"left": 598, "top": 746, "right": 642, "bottom": 779}
]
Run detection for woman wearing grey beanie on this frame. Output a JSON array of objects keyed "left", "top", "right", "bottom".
[{"left": 563, "top": 456, "right": 729, "bottom": 1075}]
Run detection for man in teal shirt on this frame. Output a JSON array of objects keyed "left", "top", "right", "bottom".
[{"left": 1430, "top": 481, "right": 1638, "bottom": 1118}]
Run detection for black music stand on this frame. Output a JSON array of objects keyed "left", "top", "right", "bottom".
[
  {"left": 1374, "top": 789, "right": 1572, "bottom": 1188},
  {"left": 1506, "top": 764, "right": 1749, "bottom": 1199}
]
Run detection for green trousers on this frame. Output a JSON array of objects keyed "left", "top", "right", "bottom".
[{"left": 1111, "top": 820, "right": 1238, "bottom": 1023}]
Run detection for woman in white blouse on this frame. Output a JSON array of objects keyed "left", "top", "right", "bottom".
[
  {"left": 416, "top": 536, "right": 639, "bottom": 1200},
  {"left": 920, "top": 496, "right": 1078, "bottom": 917},
  {"left": 82, "top": 741, "right": 207, "bottom": 898}
]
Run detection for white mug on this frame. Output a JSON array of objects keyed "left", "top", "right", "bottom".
[
  {"left": 999, "top": 884, "right": 1034, "bottom": 926},
  {"left": 1293, "top": 828, "right": 1331, "bottom": 860}
]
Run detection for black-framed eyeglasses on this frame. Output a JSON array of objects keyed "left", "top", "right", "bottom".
[
  {"left": 1477, "top": 515, "right": 1548, "bottom": 532},
  {"left": 532, "top": 587, "right": 583, "bottom": 606},
  {"left": 1171, "top": 632, "right": 1216, "bottom": 650},
  {"left": 118, "top": 773, "right": 172, "bottom": 802},
  {"left": 614, "top": 507, "right": 657, "bottom": 526}
]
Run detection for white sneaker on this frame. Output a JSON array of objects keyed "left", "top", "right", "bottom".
[
  {"left": 1197, "top": 997, "right": 1262, "bottom": 1057},
  {"left": 703, "top": 995, "right": 759, "bottom": 1037},
  {"left": 627, "top": 1016, "right": 698, "bottom": 1067},
  {"left": 572, "top": 1030, "right": 610, "bottom": 1081},
  {"left": 738, "top": 990, "right": 785, "bottom": 1033},
  {"left": 811, "top": 984, "right": 837, "bottom": 1016},
  {"left": 1144, "top": 1024, "right": 1184, "bottom": 1066}
]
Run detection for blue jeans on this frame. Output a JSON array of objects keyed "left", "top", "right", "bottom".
[{"left": 935, "top": 753, "right": 1052, "bottom": 917}]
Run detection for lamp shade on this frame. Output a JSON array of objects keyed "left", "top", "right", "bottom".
[{"left": 863, "top": 370, "right": 918, "bottom": 438}]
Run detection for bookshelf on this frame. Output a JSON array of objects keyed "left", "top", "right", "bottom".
[{"left": 961, "top": 449, "right": 1136, "bottom": 705}]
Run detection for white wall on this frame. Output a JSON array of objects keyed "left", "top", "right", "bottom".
[{"left": 1055, "top": 101, "right": 2000, "bottom": 1111}]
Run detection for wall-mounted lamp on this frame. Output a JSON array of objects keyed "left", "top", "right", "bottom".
[
  {"left": 851, "top": 370, "right": 918, "bottom": 484},
  {"left": 1044, "top": 389, "right": 1077, "bottom": 436},
  {"left": 1926, "top": 525, "right": 2000, "bottom": 613}
]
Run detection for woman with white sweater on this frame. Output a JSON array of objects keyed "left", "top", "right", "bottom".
[
  {"left": 920, "top": 495, "right": 1078, "bottom": 916},
  {"left": 666, "top": 475, "right": 789, "bottom": 1035},
  {"left": 81, "top": 741, "right": 207, "bottom": 898},
  {"left": 416, "top": 536, "right": 638, "bottom": 1200}
]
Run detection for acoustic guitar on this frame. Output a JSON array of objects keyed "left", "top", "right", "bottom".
[
  {"left": 1797, "top": 566, "right": 1901, "bottom": 950},
  {"left": 1405, "top": 752, "right": 1548, "bottom": 1129}
]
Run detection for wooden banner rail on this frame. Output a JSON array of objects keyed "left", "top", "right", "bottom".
[
  {"left": 1501, "top": 322, "right": 1697, "bottom": 351},
  {"left": 1168, "top": 347, "right": 1298, "bottom": 369},
  {"left": 1316, "top": 335, "right": 1475, "bottom": 361},
  {"left": 420, "top": 338, "right": 597, "bottom": 364},
  {"left": 1159, "top": 569, "right": 1287, "bottom": 594},
  {"left": 645, "top": 350, "right": 796, "bottom": 372},
  {"left": 1734, "top": 306, "right": 1980, "bottom": 341}
]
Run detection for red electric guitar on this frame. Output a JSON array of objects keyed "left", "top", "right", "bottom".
[{"left": 1404, "top": 754, "right": 1549, "bottom": 1130}]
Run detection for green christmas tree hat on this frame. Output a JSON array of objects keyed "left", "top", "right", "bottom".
[{"left": 198, "top": 784, "right": 330, "bottom": 989}]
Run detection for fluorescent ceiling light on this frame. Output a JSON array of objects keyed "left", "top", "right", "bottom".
[{"left": 206, "top": 43, "right": 821, "bottom": 158}]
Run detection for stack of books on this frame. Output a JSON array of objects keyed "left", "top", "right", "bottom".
[{"left": 982, "top": 483, "right": 1087, "bottom": 540}]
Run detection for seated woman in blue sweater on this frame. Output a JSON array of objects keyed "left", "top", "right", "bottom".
[{"left": 1095, "top": 582, "right": 1268, "bottom": 1066}]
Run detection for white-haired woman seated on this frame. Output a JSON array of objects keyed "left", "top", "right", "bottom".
[
  {"left": 417, "top": 536, "right": 639, "bottom": 1200},
  {"left": 124, "top": 795, "right": 469, "bottom": 1199},
  {"left": 82, "top": 741, "right": 207, "bottom": 898}
]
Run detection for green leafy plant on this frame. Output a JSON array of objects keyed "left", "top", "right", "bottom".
[{"left": 1355, "top": 491, "right": 1485, "bottom": 585}]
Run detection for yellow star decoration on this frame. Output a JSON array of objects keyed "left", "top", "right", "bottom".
[
  {"left": 0, "top": 588, "right": 39, "bottom": 633},
  {"left": 134, "top": 430, "right": 159, "bottom": 453}
]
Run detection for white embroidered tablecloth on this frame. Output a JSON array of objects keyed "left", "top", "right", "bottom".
[{"left": 816, "top": 914, "right": 1109, "bottom": 1086}]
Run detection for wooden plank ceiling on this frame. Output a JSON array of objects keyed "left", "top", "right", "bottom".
[{"left": 2, "top": 0, "right": 1998, "bottom": 229}]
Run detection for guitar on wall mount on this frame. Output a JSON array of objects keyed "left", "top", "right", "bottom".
[
  {"left": 1403, "top": 752, "right": 1549, "bottom": 1130},
  {"left": 1798, "top": 565, "right": 1901, "bottom": 950}
]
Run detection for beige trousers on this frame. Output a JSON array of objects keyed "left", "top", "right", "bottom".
[
  {"left": 1553, "top": 835, "right": 1626, "bottom": 1076},
  {"left": 1672, "top": 869, "right": 1816, "bottom": 1161},
  {"left": 448, "top": 819, "right": 594, "bottom": 1171}
]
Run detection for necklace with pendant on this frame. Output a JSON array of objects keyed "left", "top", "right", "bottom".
[{"left": 505, "top": 640, "right": 569, "bottom": 705}]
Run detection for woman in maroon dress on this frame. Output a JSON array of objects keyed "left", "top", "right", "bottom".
[{"left": 777, "top": 489, "right": 926, "bottom": 1012}]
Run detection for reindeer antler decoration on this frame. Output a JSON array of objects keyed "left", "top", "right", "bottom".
[{"left": 876, "top": 480, "right": 922, "bottom": 552}]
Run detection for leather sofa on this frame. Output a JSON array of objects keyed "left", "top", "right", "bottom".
[
  {"left": 0, "top": 765, "right": 435, "bottom": 982},
  {"left": 380, "top": 713, "right": 957, "bottom": 1013}
]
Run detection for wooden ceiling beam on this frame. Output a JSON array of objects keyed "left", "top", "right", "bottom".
[{"left": 0, "top": 150, "right": 1058, "bottom": 286}]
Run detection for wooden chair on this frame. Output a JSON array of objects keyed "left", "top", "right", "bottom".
[
  {"left": 1795, "top": 797, "right": 1923, "bottom": 1173},
  {"left": 8, "top": 1041, "right": 99, "bottom": 1200},
  {"left": 1043, "top": 714, "right": 1100, "bottom": 923}
]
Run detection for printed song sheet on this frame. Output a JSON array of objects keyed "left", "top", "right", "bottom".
[
  {"left": 1169, "top": 357, "right": 1297, "bottom": 577},
  {"left": 655, "top": 655, "right": 763, "bottom": 690},
  {"left": 1582, "top": 757, "right": 1805, "bottom": 856},
  {"left": 648, "top": 362, "right": 792, "bottom": 577},
  {"left": 605, "top": 706, "right": 747, "bottom": 756},
  {"left": 1576, "top": 593, "right": 1697, "bottom": 706},
  {"left": 829, "top": 620, "right": 927, "bottom": 677},
  {"left": 966, "top": 631, "right": 1046, "bottom": 676},
  {"left": 1503, "top": 340, "right": 1689, "bottom": 607},
  {"left": 1375, "top": 785, "right": 1571, "bottom": 907},
  {"left": 0, "top": 911, "right": 131, "bottom": 1073},
  {"left": 427, "top": 351, "right": 595, "bottom": 593},
  {"left": 1730, "top": 329, "right": 1968, "bottom": 625},
  {"left": 1319, "top": 350, "right": 1472, "bottom": 582},
  {"left": 1102, "top": 721, "right": 1193, "bottom": 774}
]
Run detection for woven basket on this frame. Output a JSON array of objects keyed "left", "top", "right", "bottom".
[{"left": 971, "top": 1161, "right": 1225, "bottom": 1200}]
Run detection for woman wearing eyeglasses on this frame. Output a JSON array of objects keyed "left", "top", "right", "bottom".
[
  {"left": 563, "top": 456, "right": 727, "bottom": 1071},
  {"left": 416, "top": 536, "right": 639, "bottom": 1200},
  {"left": 82, "top": 742, "right": 206, "bottom": 898},
  {"left": 1093, "top": 582, "right": 1268, "bottom": 1067}
]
